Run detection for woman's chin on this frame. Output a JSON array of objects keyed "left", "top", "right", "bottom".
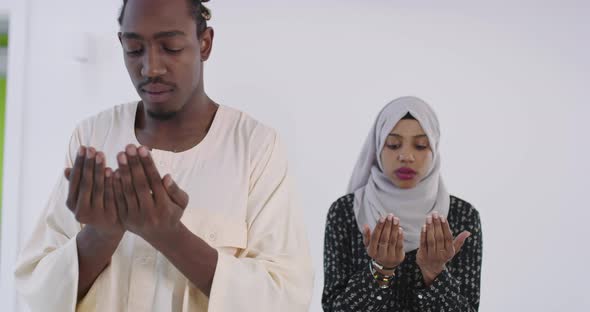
[{"left": 390, "top": 177, "right": 418, "bottom": 189}]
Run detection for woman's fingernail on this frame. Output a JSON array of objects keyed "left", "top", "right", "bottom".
[
  {"left": 394, "top": 217, "right": 400, "bottom": 225},
  {"left": 433, "top": 211, "right": 439, "bottom": 219},
  {"left": 380, "top": 217, "right": 385, "bottom": 223},
  {"left": 427, "top": 216, "right": 432, "bottom": 224},
  {"left": 387, "top": 215, "right": 393, "bottom": 221}
]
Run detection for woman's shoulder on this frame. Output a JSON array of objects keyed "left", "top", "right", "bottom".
[
  {"left": 449, "top": 195, "right": 481, "bottom": 229},
  {"left": 326, "top": 193, "right": 356, "bottom": 224},
  {"left": 450, "top": 195, "right": 478, "bottom": 214}
]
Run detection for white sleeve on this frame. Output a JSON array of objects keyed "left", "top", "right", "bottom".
[
  {"left": 14, "top": 129, "right": 84, "bottom": 312},
  {"left": 207, "top": 129, "right": 314, "bottom": 311}
]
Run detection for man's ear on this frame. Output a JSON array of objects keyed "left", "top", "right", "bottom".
[{"left": 199, "top": 27, "right": 214, "bottom": 61}]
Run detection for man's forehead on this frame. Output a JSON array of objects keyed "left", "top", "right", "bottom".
[
  {"left": 120, "top": 14, "right": 196, "bottom": 38},
  {"left": 121, "top": 0, "right": 193, "bottom": 30},
  {"left": 126, "top": 0, "right": 188, "bottom": 9}
]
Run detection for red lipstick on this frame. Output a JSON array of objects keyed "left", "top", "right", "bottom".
[{"left": 395, "top": 167, "right": 417, "bottom": 180}]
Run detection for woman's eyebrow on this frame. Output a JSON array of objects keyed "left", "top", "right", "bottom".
[{"left": 388, "top": 133, "right": 427, "bottom": 138}]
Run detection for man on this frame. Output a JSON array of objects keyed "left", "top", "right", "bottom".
[{"left": 14, "top": 0, "right": 313, "bottom": 311}]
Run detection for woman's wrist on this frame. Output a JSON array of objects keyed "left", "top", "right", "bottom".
[
  {"left": 419, "top": 266, "right": 445, "bottom": 287},
  {"left": 371, "top": 259, "right": 398, "bottom": 270},
  {"left": 372, "top": 259, "right": 397, "bottom": 276},
  {"left": 369, "top": 260, "right": 397, "bottom": 288},
  {"left": 376, "top": 267, "right": 395, "bottom": 276}
]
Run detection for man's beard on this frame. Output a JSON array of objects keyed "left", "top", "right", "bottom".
[{"left": 147, "top": 109, "right": 178, "bottom": 121}]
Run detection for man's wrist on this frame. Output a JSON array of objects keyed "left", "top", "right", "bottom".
[
  {"left": 145, "top": 222, "right": 188, "bottom": 253},
  {"left": 84, "top": 225, "right": 124, "bottom": 245}
]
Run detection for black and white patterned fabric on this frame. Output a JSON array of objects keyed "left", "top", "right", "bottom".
[{"left": 322, "top": 194, "right": 482, "bottom": 312}]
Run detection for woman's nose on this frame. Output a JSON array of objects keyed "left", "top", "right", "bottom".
[{"left": 398, "top": 153, "right": 415, "bottom": 162}]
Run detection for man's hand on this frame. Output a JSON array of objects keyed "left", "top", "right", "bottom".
[
  {"left": 65, "top": 146, "right": 124, "bottom": 240},
  {"left": 113, "top": 145, "right": 189, "bottom": 244}
]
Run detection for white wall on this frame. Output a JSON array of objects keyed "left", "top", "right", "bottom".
[
  {"left": 2, "top": 0, "right": 589, "bottom": 311},
  {"left": 0, "top": 0, "right": 10, "bottom": 13},
  {"left": 0, "top": 0, "right": 30, "bottom": 311}
]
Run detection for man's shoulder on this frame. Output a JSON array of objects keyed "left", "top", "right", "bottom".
[
  {"left": 74, "top": 102, "right": 136, "bottom": 134},
  {"left": 220, "top": 104, "right": 278, "bottom": 145},
  {"left": 221, "top": 105, "right": 274, "bottom": 133}
]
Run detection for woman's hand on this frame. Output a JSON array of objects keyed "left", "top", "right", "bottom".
[
  {"left": 363, "top": 214, "right": 405, "bottom": 275},
  {"left": 416, "top": 211, "right": 471, "bottom": 286}
]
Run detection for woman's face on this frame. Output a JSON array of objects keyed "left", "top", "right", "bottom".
[{"left": 380, "top": 119, "right": 434, "bottom": 189}]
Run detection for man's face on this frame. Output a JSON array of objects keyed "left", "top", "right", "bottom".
[{"left": 118, "top": 0, "right": 210, "bottom": 118}]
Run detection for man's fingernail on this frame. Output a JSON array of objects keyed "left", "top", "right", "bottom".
[
  {"left": 164, "top": 175, "right": 173, "bottom": 187},
  {"left": 138, "top": 146, "right": 149, "bottom": 157},
  {"left": 126, "top": 145, "right": 137, "bottom": 156},
  {"left": 96, "top": 153, "right": 103, "bottom": 164},
  {"left": 78, "top": 146, "right": 85, "bottom": 156},
  {"left": 118, "top": 153, "right": 127, "bottom": 165},
  {"left": 394, "top": 217, "right": 400, "bottom": 225}
]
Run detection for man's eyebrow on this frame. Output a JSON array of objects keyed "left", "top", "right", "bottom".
[
  {"left": 120, "top": 30, "right": 187, "bottom": 40},
  {"left": 154, "top": 30, "right": 187, "bottom": 39},
  {"left": 120, "top": 32, "right": 143, "bottom": 40}
]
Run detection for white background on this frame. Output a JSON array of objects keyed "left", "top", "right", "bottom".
[{"left": 1, "top": 0, "right": 589, "bottom": 311}]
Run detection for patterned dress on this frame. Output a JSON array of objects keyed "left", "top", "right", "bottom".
[{"left": 322, "top": 194, "right": 482, "bottom": 311}]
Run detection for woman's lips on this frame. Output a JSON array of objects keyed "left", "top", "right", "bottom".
[{"left": 395, "top": 167, "right": 417, "bottom": 180}]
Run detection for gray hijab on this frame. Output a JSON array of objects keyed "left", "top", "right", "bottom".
[{"left": 347, "top": 96, "right": 450, "bottom": 252}]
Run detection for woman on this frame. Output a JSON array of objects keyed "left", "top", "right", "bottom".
[{"left": 322, "top": 96, "right": 482, "bottom": 311}]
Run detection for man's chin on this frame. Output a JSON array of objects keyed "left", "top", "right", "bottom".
[
  {"left": 141, "top": 100, "right": 179, "bottom": 121},
  {"left": 146, "top": 108, "right": 178, "bottom": 121}
]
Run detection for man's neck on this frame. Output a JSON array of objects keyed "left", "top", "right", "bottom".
[{"left": 134, "top": 93, "right": 219, "bottom": 152}]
